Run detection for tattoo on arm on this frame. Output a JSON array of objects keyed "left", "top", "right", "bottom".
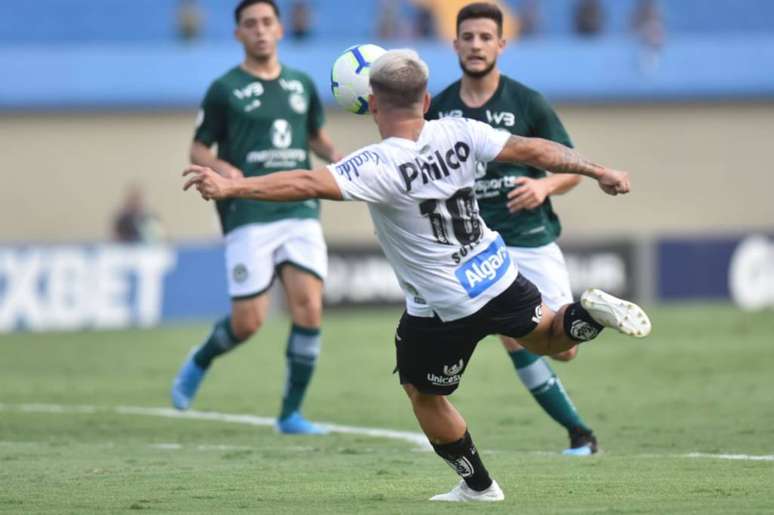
[
  {"left": 549, "top": 144, "right": 605, "bottom": 178},
  {"left": 504, "top": 136, "right": 604, "bottom": 179}
]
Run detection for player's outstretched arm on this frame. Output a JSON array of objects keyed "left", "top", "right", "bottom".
[
  {"left": 495, "top": 135, "right": 630, "bottom": 196},
  {"left": 309, "top": 129, "right": 344, "bottom": 163},
  {"left": 190, "top": 141, "right": 244, "bottom": 180},
  {"left": 182, "top": 165, "right": 343, "bottom": 202}
]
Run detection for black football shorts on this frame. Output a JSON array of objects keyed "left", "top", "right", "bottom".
[{"left": 394, "top": 274, "right": 543, "bottom": 395}]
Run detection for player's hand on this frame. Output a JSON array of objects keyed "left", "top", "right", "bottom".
[
  {"left": 183, "top": 165, "right": 233, "bottom": 201},
  {"left": 506, "top": 177, "right": 549, "bottom": 212},
  {"left": 597, "top": 168, "right": 630, "bottom": 196},
  {"left": 218, "top": 166, "right": 244, "bottom": 180}
]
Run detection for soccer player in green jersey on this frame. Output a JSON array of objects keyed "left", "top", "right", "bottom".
[
  {"left": 426, "top": 2, "right": 597, "bottom": 455},
  {"left": 171, "top": 0, "right": 342, "bottom": 434}
]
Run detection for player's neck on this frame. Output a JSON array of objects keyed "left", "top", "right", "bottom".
[
  {"left": 460, "top": 69, "right": 501, "bottom": 108},
  {"left": 241, "top": 54, "right": 282, "bottom": 80},
  {"left": 378, "top": 116, "right": 425, "bottom": 142}
]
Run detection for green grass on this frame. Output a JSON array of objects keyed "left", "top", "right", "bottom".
[{"left": 1, "top": 304, "right": 773, "bottom": 513}]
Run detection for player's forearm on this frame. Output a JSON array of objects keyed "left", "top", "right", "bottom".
[
  {"left": 227, "top": 170, "right": 329, "bottom": 201},
  {"left": 190, "top": 143, "right": 242, "bottom": 178},
  {"left": 541, "top": 172, "right": 581, "bottom": 196},
  {"left": 309, "top": 132, "right": 341, "bottom": 163},
  {"left": 506, "top": 136, "right": 605, "bottom": 180}
]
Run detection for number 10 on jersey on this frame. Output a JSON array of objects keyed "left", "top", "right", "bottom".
[{"left": 419, "top": 188, "right": 482, "bottom": 246}]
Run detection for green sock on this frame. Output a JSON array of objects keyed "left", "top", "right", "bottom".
[
  {"left": 193, "top": 317, "right": 241, "bottom": 369},
  {"left": 279, "top": 324, "right": 321, "bottom": 420},
  {"left": 509, "top": 349, "right": 590, "bottom": 433}
]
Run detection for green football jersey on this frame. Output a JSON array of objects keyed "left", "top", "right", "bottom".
[
  {"left": 195, "top": 65, "right": 325, "bottom": 234},
  {"left": 426, "top": 75, "right": 572, "bottom": 247}
]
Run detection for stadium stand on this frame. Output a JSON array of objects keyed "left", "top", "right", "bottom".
[
  {"left": 2, "top": 1, "right": 772, "bottom": 108},
  {"left": 1, "top": 0, "right": 773, "bottom": 44}
]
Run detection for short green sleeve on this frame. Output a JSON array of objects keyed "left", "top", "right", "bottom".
[
  {"left": 528, "top": 92, "right": 573, "bottom": 148},
  {"left": 194, "top": 81, "right": 228, "bottom": 146},
  {"left": 306, "top": 80, "right": 325, "bottom": 135}
]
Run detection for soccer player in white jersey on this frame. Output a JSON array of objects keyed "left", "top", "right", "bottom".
[{"left": 181, "top": 49, "right": 651, "bottom": 503}]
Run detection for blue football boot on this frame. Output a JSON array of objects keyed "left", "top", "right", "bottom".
[
  {"left": 276, "top": 411, "right": 328, "bottom": 435},
  {"left": 171, "top": 349, "right": 206, "bottom": 410}
]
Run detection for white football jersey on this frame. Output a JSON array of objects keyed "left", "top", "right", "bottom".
[{"left": 328, "top": 117, "right": 518, "bottom": 321}]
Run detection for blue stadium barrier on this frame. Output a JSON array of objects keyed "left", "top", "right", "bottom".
[
  {"left": 0, "top": 243, "right": 228, "bottom": 332},
  {"left": 657, "top": 237, "right": 738, "bottom": 300},
  {"left": 0, "top": 242, "right": 404, "bottom": 333},
  {"left": 657, "top": 234, "right": 774, "bottom": 306},
  {"left": 2, "top": 34, "right": 774, "bottom": 109},
  {"left": 2, "top": 235, "right": 771, "bottom": 332}
]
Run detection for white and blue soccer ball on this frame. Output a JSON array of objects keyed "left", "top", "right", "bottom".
[{"left": 331, "top": 44, "right": 386, "bottom": 115}]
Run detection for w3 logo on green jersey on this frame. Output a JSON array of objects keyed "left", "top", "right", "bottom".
[
  {"left": 233, "top": 82, "right": 264, "bottom": 100},
  {"left": 485, "top": 110, "right": 516, "bottom": 127}
]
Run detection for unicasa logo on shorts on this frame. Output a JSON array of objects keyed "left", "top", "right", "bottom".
[{"left": 455, "top": 235, "right": 512, "bottom": 298}]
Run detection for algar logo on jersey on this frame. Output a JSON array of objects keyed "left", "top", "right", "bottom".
[
  {"left": 398, "top": 142, "right": 471, "bottom": 192},
  {"left": 455, "top": 235, "right": 512, "bottom": 298}
]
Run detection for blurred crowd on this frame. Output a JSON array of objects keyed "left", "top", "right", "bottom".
[{"left": 174, "top": 0, "right": 664, "bottom": 45}]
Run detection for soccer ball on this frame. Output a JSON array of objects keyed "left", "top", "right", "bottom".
[{"left": 331, "top": 44, "right": 386, "bottom": 115}]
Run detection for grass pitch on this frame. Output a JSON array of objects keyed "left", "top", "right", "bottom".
[{"left": 1, "top": 304, "right": 773, "bottom": 513}]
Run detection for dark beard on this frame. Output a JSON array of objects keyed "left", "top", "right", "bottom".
[{"left": 459, "top": 57, "right": 496, "bottom": 79}]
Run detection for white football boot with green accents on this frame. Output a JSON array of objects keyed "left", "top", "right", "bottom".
[{"left": 580, "top": 289, "right": 652, "bottom": 338}]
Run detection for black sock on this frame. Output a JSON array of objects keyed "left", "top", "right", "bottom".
[
  {"left": 563, "top": 302, "right": 604, "bottom": 342},
  {"left": 431, "top": 430, "right": 492, "bottom": 491}
]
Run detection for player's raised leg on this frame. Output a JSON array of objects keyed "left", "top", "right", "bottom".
[
  {"left": 171, "top": 295, "right": 267, "bottom": 410},
  {"left": 518, "top": 289, "right": 652, "bottom": 358},
  {"left": 275, "top": 263, "right": 326, "bottom": 434}
]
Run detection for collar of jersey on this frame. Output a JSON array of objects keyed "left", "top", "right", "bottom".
[{"left": 383, "top": 121, "right": 428, "bottom": 147}]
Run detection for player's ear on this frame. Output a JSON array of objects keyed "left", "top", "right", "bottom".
[
  {"left": 422, "top": 92, "right": 431, "bottom": 114},
  {"left": 368, "top": 94, "right": 378, "bottom": 116}
]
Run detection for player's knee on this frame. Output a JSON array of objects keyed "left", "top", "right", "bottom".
[
  {"left": 231, "top": 312, "right": 264, "bottom": 340},
  {"left": 290, "top": 293, "right": 322, "bottom": 324},
  {"left": 551, "top": 345, "right": 578, "bottom": 362}
]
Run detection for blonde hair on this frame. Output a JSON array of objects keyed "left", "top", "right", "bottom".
[{"left": 369, "top": 49, "right": 430, "bottom": 109}]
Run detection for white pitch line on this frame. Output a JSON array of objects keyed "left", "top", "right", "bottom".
[
  {"left": 148, "top": 443, "right": 183, "bottom": 450},
  {"left": 0, "top": 403, "right": 431, "bottom": 450},
  {"left": 3, "top": 403, "right": 773, "bottom": 461},
  {"left": 683, "top": 452, "right": 774, "bottom": 462}
]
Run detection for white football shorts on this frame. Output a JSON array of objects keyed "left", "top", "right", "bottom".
[
  {"left": 224, "top": 219, "right": 327, "bottom": 299},
  {"left": 507, "top": 242, "right": 573, "bottom": 311}
]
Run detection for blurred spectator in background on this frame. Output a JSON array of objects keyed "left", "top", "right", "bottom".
[
  {"left": 176, "top": 0, "right": 203, "bottom": 42},
  {"left": 518, "top": 0, "right": 541, "bottom": 38},
  {"left": 411, "top": 0, "right": 520, "bottom": 41},
  {"left": 377, "top": 0, "right": 403, "bottom": 39},
  {"left": 290, "top": 1, "right": 312, "bottom": 40},
  {"left": 414, "top": 4, "right": 436, "bottom": 39},
  {"left": 113, "top": 185, "right": 164, "bottom": 243},
  {"left": 632, "top": 0, "right": 665, "bottom": 72},
  {"left": 574, "top": 0, "right": 603, "bottom": 37}
]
